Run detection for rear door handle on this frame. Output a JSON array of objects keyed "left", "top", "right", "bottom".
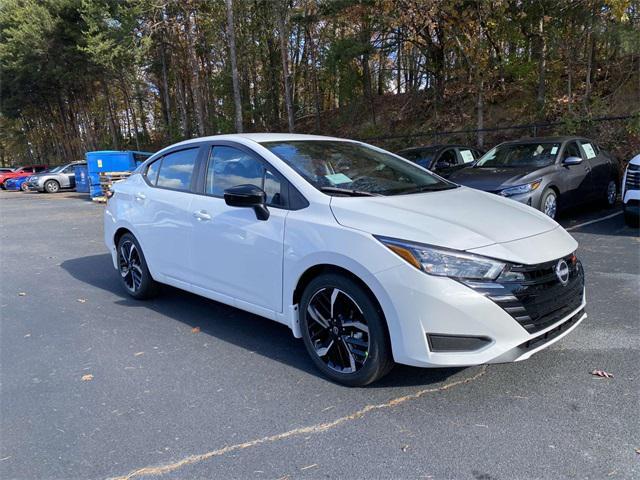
[
  {"left": 135, "top": 193, "right": 146, "bottom": 201},
  {"left": 193, "top": 210, "right": 212, "bottom": 221}
]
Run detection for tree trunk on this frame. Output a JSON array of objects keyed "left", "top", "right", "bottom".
[
  {"left": 536, "top": 17, "right": 546, "bottom": 112},
  {"left": 476, "top": 76, "right": 484, "bottom": 149},
  {"left": 225, "top": 0, "right": 243, "bottom": 133},
  {"left": 278, "top": 3, "right": 295, "bottom": 132}
]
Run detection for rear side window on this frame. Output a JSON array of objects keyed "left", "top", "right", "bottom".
[
  {"left": 35, "top": 166, "right": 46, "bottom": 172},
  {"left": 154, "top": 148, "right": 198, "bottom": 191},
  {"left": 579, "top": 140, "right": 598, "bottom": 159},
  {"left": 206, "top": 146, "right": 285, "bottom": 206},
  {"left": 458, "top": 149, "right": 476, "bottom": 164}
]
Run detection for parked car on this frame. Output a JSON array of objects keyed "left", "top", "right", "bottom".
[
  {"left": 448, "top": 136, "right": 618, "bottom": 219},
  {"left": 4, "top": 176, "right": 31, "bottom": 191},
  {"left": 622, "top": 154, "right": 639, "bottom": 226},
  {"left": 0, "top": 165, "right": 47, "bottom": 189},
  {"left": 105, "top": 134, "right": 585, "bottom": 386},
  {"left": 26, "top": 161, "right": 86, "bottom": 193},
  {"left": 397, "top": 144, "right": 482, "bottom": 177},
  {"left": 0, "top": 167, "right": 15, "bottom": 173}
]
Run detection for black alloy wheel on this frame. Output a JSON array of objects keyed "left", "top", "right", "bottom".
[
  {"left": 117, "top": 233, "right": 158, "bottom": 299},
  {"left": 300, "top": 273, "right": 393, "bottom": 386}
]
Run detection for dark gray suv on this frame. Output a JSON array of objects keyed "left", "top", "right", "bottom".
[{"left": 448, "top": 136, "right": 618, "bottom": 218}]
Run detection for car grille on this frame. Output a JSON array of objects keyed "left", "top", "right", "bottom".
[
  {"left": 468, "top": 254, "right": 585, "bottom": 334},
  {"left": 625, "top": 165, "right": 640, "bottom": 190}
]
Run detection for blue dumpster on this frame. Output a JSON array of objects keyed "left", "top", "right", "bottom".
[
  {"left": 85, "top": 150, "right": 153, "bottom": 198},
  {"left": 74, "top": 165, "right": 89, "bottom": 193}
]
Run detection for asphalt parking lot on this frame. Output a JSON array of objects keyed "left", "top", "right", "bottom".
[{"left": 1, "top": 190, "right": 638, "bottom": 480}]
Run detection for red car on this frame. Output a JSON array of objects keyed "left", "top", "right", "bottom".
[{"left": 0, "top": 165, "right": 47, "bottom": 189}]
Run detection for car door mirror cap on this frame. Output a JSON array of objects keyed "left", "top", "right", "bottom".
[
  {"left": 563, "top": 156, "right": 583, "bottom": 166},
  {"left": 224, "top": 184, "right": 270, "bottom": 220}
]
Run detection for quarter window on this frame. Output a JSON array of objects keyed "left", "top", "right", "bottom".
[
  {"left": 145, "top": 160, "right": 160, "bottom": 185},
  {"left": 206, "top": 146, "right": 284, "bottom": 206},
  {"left": 155, "top": 148, "right": 198, "bottom": 191}
]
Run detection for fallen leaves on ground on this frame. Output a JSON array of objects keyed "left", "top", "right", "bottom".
[
  {"left": 591, "top": 369, "right": 614, "bottom": 378},
  {"left": 17, "top": 292, "right": 26, "bottom": 296},
  {"left": 134, "top": 351, "right": 144, "bottom": 357},
  {"left": 401, "top": 445, "right": 410, "bottom": 452},
  {"left": 77, "top": 298, "right": 87, "bottom": 303},
  {"left": 191, "top": 326, "right": 200, "bottom": 333},
  {"left": 81, "top": 374, "right": 94, "bottom": 381},
  {"left": 635, "top": 448, "right": 640, "bottom": 455}
]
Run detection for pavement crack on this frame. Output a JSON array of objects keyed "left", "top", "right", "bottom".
[{"left": 109, "top": 366, "right": 487, "bottom": 480}]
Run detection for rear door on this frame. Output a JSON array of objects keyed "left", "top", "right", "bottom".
[
  {"left": 133, "top": 146, "right": 201, "bottom": 284},
  {"left": 189, "top": 143, "right": 288, "bottom": 314}
]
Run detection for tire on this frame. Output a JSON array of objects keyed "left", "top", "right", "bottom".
[
  {"left": 540, "top": 187, "right": 558, "bottom": 219},
  {"left": 44, "top": 179, "right": 60, "bottom": 193},
  {"left": 299, "top": 273, "right": 394, "bottom": 386},
  {"left": 116, "top": 233, "right": 159, "bottom": 299},
  {"left": 602, "top": 178, "right": 617, "bottom": 208},
  {"left": 20, "top": 182, "right": 29, "bottom": 192}
]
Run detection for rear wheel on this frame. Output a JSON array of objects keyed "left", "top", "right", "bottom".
[
  {"left": 44, "top": 179, "right": 60, "bottom": 193},
  {"left": 117, "top": 233, "right": 158, "bottom": 299},
  {"left": 603, "top": 179, "right": 617, "bottom": 208},
  {"left": 299, "top": 273, "right": 393, "bottom": 386},
  {"left": 20, "top": 182, "right": 29, "bottom": 192},
  {"left": 540, "top": 188, "right": 558, "bottom": 219}
]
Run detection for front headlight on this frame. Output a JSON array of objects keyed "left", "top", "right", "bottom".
[
  {"left": 498, "top": 179, "right": 542, "bottom": 197},
  {"left": 376, "top": 236, "right": 506, "bottom": 280}
]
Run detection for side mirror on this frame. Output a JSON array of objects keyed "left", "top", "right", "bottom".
[
  {"left": 563, "top": 156, "right": 583, "bottom": 166},
  {"left": 224, "top": 184, "right": 270, "bottom": 220}
]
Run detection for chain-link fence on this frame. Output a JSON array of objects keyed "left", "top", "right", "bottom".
[{"left": 358, "top": 114, "right": 640, "bottom": 161}]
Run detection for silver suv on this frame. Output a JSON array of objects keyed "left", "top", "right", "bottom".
[{"left": 27, "top": 161, "right": 86, "bottom": 193}]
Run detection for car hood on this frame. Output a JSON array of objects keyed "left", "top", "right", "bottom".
[
  {"left": 329, "top": 187, "right": 563, "bottom": 254},
  {"left": 448, "top": 166, "right": 540, "bottom": 192}
]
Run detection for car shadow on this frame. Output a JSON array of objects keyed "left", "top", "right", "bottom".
[
  {"left": 558, "top": 204, "right": 638, "bottom": 237},
  {"left": 60, "top": 253, "right": 463, "bottom": 388}
]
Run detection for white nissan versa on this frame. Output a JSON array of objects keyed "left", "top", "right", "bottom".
[{"left": 104, "top": 134, "right": 586, "bottom": 386}]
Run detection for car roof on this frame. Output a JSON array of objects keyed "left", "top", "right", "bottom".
[
  {"left": 397, "top": 144, "right": 475, "bottom": 153},
  {"left": 170, "top": 133, "right": 349, "bottom": 148},
  {"left": 502, "top": 136, "right": 588, "bottom": 144}
]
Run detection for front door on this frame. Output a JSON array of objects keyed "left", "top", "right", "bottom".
[
  {"left": 560, "top": 141, "right": 593, "bottom": 206},
  {"left": 190, "top": 144, "right": 287, "bottom": 313}
]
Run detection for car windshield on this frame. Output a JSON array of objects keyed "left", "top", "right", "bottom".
[
  {"left": 475, "top": 142, "right": 561, "bottom": 168},
  {"left": 261, "top": 140, "right": 456, "bottom": 196}
]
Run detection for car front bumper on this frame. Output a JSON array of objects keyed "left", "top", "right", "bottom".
[{"left": 374, "top": 256, "right": 585, "bottom": 368}]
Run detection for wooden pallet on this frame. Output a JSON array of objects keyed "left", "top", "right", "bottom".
[{"left": 99, "top": 171, "right": 132, "bottom": 196}]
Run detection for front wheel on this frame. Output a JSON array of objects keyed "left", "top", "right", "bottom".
[
  {"left": 44, "top": 180, "right": 60, "bottom": 193},
  {"left": 20, "top": 182, "right": 29, "bottom": 192},
  {"left": 117, "top": 233, "right": 158, "bottom": 299},
  {"left": 299, "top": 273, "right": 394, "bottom": 386},
  {"left": 540, "top": 188, "right": 558, "bottom": 219}
]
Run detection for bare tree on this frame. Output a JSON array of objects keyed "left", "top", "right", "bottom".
[
  {"left": 278, "top": 2, "right": 295, "bottom": 132},
  {"left": 225, "top": 0, "right": 243, "bottom": 133}
]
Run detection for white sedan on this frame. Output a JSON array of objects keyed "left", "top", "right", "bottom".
[{"left": 104, "top": 134, "right": 586, "bottom": 386}]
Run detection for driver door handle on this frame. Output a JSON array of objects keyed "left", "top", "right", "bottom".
[
  {"left": 135, "top": 192, "right": 146, "bottom": 201},
  {"left": 193, "top": 210, "right": 212, "bottom": 222}
]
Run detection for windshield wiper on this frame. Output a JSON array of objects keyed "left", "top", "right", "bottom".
[
  {"left": 319, "top": 186, "right": 381, "bottom": 197},
  {"left": 393, "top": 184, "right": 458, "bottom": 195}
]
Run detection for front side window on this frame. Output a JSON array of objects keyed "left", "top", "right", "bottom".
[
  {"left": 397, "top": 148, "right": 438, "bottom": 168},
  {"left": 476, "top": 142, "right": 561, "bottom": 168},
  {"left": 206, "top": 146, "right": 284, "bottom": 206},
  {"left": 458, "top": 149, "right": 476, "bottom": 164},
  {"left": 262, "top": 141, "right": 455, "bottom": 196},
  {"left": 579, "top": 140, "right": 598, "bottom": 159},
  {"left": 438, "top": 149, "right": 458, "bottom": 167},
  {"left": 155, "top": 148, "right": 198, "bottom": 191},
  {"left": 563, "top": 142, "right": 582, "bottom": 161}
]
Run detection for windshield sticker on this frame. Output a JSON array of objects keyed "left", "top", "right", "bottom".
[
  {"left": 460, "top": 150, "right": 475, "bottom": 163},
  {"left": 325, "top": 173, "right": 352, "bottom": 185},
  {"left": 550, "top": 146, "right": 558, "bottom": 155},
  {"left": 582, "top": 143, "right": 596, "bottom": 159}
]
